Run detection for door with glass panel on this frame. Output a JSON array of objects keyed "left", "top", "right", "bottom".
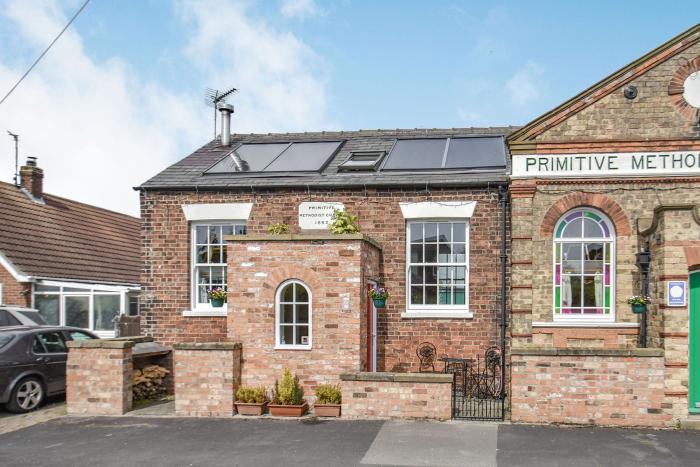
[{"left": 63, "top": 296, "right": 90, "bottom": 329}]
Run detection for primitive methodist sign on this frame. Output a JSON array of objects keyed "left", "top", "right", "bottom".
[
  {"left": 512, "top": 151, "right": 700, "bottom": 178},
  {"left": 298, "top": 202, "right": 344, "bottom": 230}
]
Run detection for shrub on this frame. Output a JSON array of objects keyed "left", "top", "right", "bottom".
[
  {"left": 272, "top": 368, "right": 304, "bottom": 405},
  {"left": 236, "top": 385, "right": 267, "bottom": 404},
  {"left": 267, "top": 222, "right": 290, "bottom": 235},
  {"left": 315, "top": 383, "right": 341, "bottom": 405},
  {"left": 328, "top": 209, "right": 360, "bottom": 234}
]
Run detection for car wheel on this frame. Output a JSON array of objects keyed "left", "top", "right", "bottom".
[{"left": 6, "top": 377, "right": 45, "bottom": 413}]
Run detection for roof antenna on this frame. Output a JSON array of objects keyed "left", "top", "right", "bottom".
[
  {"left": 205, "top": 86, "right": 237, "bottom": 140},
  {"left": 7, "top": 131, "right": 19, "bottom": 186}
]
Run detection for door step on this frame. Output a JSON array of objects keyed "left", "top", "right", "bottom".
[{"left": 680, "top": 415, "right": 700, "bottom": 430}]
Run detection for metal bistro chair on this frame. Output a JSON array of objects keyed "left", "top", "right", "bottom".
[{"left": 416, "top": 342, "right": 437, "bottom": 373}]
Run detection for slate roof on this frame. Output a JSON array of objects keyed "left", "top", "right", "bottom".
[
  {"left": 140, "top": 127, "right": 519, "bottom": 190},
  {"left": 0, "top": 181, "right": 141, "bottom": 285}
]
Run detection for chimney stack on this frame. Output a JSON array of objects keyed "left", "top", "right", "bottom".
[
  {"left": 20, "top": 157, "right": 43, "bottom": 199},
  {"left": 218, "top": 103, "right": 234, "bottom": 146}
]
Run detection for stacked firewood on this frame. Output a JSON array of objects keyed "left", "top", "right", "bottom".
[{"left": 133, "top": 365, "right": 170, "bottom": 400}]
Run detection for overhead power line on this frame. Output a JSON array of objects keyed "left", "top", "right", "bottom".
[{"left": 0, "top": 0, "right": 91, "bottom": 107}]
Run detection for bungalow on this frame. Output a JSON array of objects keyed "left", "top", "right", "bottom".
[
  {"left": 0, "top": 158, "right": 141, "bottom": 337},
  {"left": 137, "top": 124, "right": 516, "bottom": 398}
]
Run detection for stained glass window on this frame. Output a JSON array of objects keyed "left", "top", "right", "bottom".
[{"left": 553, "top": 209, "right": 614, "bottom": 318}]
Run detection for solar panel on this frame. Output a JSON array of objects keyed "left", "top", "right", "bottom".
[
  {"left": 263, "top": 141, "right": 342, "bottom": 172},
  {"left": 382, "top": 139, "right": 447, "bottom": 170},
  {"left": 445, "top": 137, "right": 506, "bottom": 169},
  {"left": 206, "top": 143, "right": 288, "bottom": 173}
]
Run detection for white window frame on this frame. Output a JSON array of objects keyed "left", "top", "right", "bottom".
[
  {"left": 31, "top": 280, "right": 133, "bottom": 337},
  {"left": 552, "top": 208, "right": 615, "bottom": 323},
  {"left": 403, "top": 220, "right": 471, "bottom": 318},
  {"left": 274, "top": 279, "right": 312, "bottom": 350},
  {"left": 188, "top": 221, "right": 245, "bottom": 315}
]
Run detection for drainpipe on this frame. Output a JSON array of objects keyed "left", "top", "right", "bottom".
[
  {"left": 498, "top": 185, "right": 508, "bottom": 396},
  {"left": 636, "top": 243, "right": 651, "bottom": 348}
]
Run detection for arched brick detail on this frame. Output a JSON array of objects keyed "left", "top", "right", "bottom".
[
  {"left": 264, "top": 265, "right": 324, "bottom": 299},
  {"left": 539, "top": 192, "right": 632, "bottom": 237},
  {"left": 668, "top": 55, "right": 700, "bottom": 121}
]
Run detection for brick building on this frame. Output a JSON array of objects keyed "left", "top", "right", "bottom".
[
  {"left": 508, "top": 23, "right": 700, "bottom": 427},
  {"left": 0, "top": 159, "right": 141, "bottom": 336},
  {"left": 138, "top": 126, "right": 514, "bottom": 393}
]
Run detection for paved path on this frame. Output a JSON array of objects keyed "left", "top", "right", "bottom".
[
  {"left": 1, "top": 416, "right": 700, "bottom": 466},
  {"left": 0, "top": 398, "right": 66, "bottom": 435}
]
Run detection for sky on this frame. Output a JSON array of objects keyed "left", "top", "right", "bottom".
[{"left": 0, "top": 0, "right": 697, "bottom": 216}]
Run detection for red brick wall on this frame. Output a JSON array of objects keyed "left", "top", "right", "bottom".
[
  {"left": 227, "top": 237, "right": 379, "bottom": 395},
  {"left": 140, "top": 187, "right": 507, "bottom": 372},
  {"left": 66, "top": 342, "right": 133, "bottom": 415},
  {"left": 173, "top": 344, "right": 241, "bottom": 417},
  {"left": 340, "top": 373, "right": 453, "bottom": 420},
  {"left": 0, "top": 263, "right": 30, "bottom": 306},
  {"left": 511, "top": 350, "right": 672, "bottom": 427}
]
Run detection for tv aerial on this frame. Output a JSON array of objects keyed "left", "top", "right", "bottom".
[{"left": 205, "top": 86, "right": 237, "bottom": 140}]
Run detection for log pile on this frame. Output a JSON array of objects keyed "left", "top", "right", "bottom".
[{"left": 133, "top": 365, "right": 170, "bottom": 400}]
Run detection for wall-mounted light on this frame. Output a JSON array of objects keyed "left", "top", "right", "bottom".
[{"left": 624, "top": 85, "right": 638, "bottom": 100}]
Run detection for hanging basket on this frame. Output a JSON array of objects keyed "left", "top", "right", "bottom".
[
  {"left": 372, "top": 298, "right": 387, "bottom": 308},
  {"left": 631, "top": 303, "right": 647, "bottom": 314},
  {"left": 211, "top": 298, "right": 225, "bottom": 308}
]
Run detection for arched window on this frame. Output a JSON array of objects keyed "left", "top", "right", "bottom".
[
  {"left": 553, "top": 208, "right": 614, "bottom": 320},
  {"left": 275, "top": 280, "right": 312, "bottom": 349}
]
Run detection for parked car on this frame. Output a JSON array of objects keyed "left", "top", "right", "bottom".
[
  {"left": 0, "top": 306, "right": 47, "bottom": 327},
  {"left": 0, "top": 326, "right": 98, "bottom": 413}
]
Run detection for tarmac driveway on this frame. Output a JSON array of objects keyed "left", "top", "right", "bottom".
[{"left": 1, "top": 416, "right": 700, "bottom": 467}]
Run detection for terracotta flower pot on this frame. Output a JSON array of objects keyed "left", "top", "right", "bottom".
[
  {"left": 268, "top": 402, "right": 308, "bottom": 417},
  {"left": 235, "top": 401, "right": 268, "bottom": 416},
  {"left": 314, "top": 404, "right": 341, "bottom": 417}
]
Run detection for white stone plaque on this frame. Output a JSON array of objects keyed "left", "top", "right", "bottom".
[{"left": 298, "top": 202, "right": 344, "bottom": 230}]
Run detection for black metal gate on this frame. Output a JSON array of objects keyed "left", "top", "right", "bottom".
[{"left": 450, "top": 346, "right": 505, "bottom": 420}]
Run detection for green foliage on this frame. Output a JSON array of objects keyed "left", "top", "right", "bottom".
[
  {"left": 314, "top": 383, "right": 341, "bottom": 405},
  {"left": 267, "top": 222, "right": 290, "bottom": 235},
  {"left": 236, "top": 385, "right": 267, "bottom": 404},
  {"left": 328, "top": 209, "right": 360, "bottom": 234},
  {"left": 272, "top": 368, "right": 304, "bottom": 405}
]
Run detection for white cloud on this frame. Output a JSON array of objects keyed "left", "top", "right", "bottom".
[
  {"left": 280, "top": 0, "right": 319, "bottom": 19},
  {"left": 178, "top": 0, "right": 331, "bottom": 133},
  {"left": 505, "top": 60, "right": 545, "bottom": 107},
  {"left": 0, "top": 0, "right": 331, "bottom": 216}
]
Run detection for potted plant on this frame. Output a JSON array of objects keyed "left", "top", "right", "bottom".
[
  {"left": 234, "top": 386, "right": 268, "bottom": 416},
  {"left": 328, "top": 209, "right": 360, "bottom": 234},
  {"left": 207, "top": 287, "right": 227, "bottom": 308},
  {"left": 268, "top": 368, "right": 308, "bottom": 417},
  {"left": 368, "top": 286, "right": 389, "bottom": 309},
  {"left": 314, "top": 383, "right": 342, "bottom": 417},
  {"left": 267, "top": 222, "right": 290, "bottom": 234},
  {"left": 627, "top": 295, "right": 652, "bottom": 314}
]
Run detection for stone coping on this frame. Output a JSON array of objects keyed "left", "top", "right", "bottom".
[
  {"left": 510, "top": 347, "right": 664, "bottom": 357},
  {"left": 340, "top": 372, "right": 453, "bottom": 383},
  {"left": 172, "top": 342, "right": 242, "bottom": 351},
  {"left": 67, "top": 340, "right": 134, "bottom": 349},
  {"left": 224, "top": 233, "right": 382, "bottom": 250},
  {"left": 110, "top": 336, "right": 153, "bottom": 344}
]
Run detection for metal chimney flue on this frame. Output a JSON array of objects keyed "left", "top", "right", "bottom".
[{"left": 218, "top": 103, "right": 234, "bottom": 146}]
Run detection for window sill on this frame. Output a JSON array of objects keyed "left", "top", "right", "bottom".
[
  {"left": 274, "top": 345, "right": 312, "bottom": 351},
  {"left": 401, "top": 311, "right": 473, "bottom": 319},
  {"left": 182, "top": 309, "right": 228, "bottom": 317},
  {"left": 536, "top": 321, "right": 637, "bottom": 328}
]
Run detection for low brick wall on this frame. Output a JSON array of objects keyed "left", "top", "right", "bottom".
[
  {"left": 510, "top": 348, "right": 673, "bottom": 428},
  {"left": 66, "top": 339, "right": 134, "bottom": 415},
  {"left": 340, "top": 372, "right": 453, "bottom": 420},
  {"left": 173, "top": 342, "right": 242, "bottom": 417}
]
